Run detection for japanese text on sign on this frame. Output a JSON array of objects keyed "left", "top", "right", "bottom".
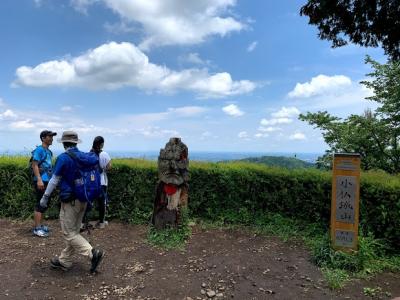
[
  {"left": 335, "top": 176, "right": 356, "bottom": 224},
  {"left": 335, "top": 230, "right": 355, "bottom": 247}
]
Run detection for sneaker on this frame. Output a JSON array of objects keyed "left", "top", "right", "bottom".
[
  {"left": 95, "top": 222, "right": 106, "bottom": 229},
  {"left": 80, "top": 222, "right": 94, "bottom": 233},
  {"left": 90, "top": 248, "right": 105, "bottom": 273},
  {"left": 33, "top": 227, "right": 49, "bottom": 237},
  {"left": 50, "top": 257, "right": 68, "bottom": 271},
  {"left": 40, "top": 225, "right": 50, "bottom": 233}
]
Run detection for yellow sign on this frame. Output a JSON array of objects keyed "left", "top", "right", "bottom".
[{"left": 330, "top": 153, "right": 361, "bottom": 251}]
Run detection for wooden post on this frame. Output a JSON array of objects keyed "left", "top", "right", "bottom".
[{"left": 330, "top": 153, "right": 361, "bottom": 251}]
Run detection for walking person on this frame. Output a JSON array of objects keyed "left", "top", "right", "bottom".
[
  {"left": 90, "top": 136, "right": 112, "bottom": 229},
  {"left": 38, "top": 131, "right": 104, "bottom": 273},
  {"left": 32, "top": 130, "right": 57, "bottom": 237}
]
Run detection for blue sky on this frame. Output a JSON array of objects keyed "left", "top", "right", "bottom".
[{"left": 0, "top": 0, "right": 386, "bottom": 153}]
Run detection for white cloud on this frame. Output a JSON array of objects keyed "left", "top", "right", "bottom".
[
  {"left": 289, "top": 132, "right": 306, "bottom": 140},
  {"left": 254, "top": 133, "right": 268, "bottom": 138},
  {"left": 222, "top": 104, "right": 244, "bottom": 117},
  {"left": 104, "top": 21, "right": 137, "bottom": 34},
  {"left": 288, "top": 74, "right": 352, "bottom": 98},
  {"left": 271, "top": 106, "right": 300, "bottom": 118},
  {"left": 71, "top": 0, "right": 245, "bottom": 49},
  {"left": 14, "top": 42, "right": 256, "bottom": 98},
  {"left": 0, "top": 109, "right": 18, "bottom": 120},
  {"left": 298, "top": 80, "right": 377, "bottom": 116},
  {"left": 258, "top": 126, "right": 281, "bottom": 132},
  {"left": 238, "top": 131, "right": 249, "bottom": 138},
  {"left": 109, "top": 0, "right": 244, "bottom": 50},
  {"left": 33, "top": 0, "right": 44, "bottom": 7},
  {"left": 257, "top": 106, "right": 299, "bottom": 137},
  {"left": 137, "top": 126, "right": 179, "bottom": 138},
  {"left": 70, "top": 0, "right": 98, "bottom": 14},
  {"left": 247, "top": 41, "right": 258, "bottom": 52},
  {"left": 167, "top": 106, "right": 207, "bottom": 117},
  {"left": 179, "top": 53, "right": 208, "bottom": 65},
  {"left": 200, "top": 131, "right": 218, "bottom": 140},
  {"left": 9, "top": 119, "right": 35, "bottom": 129},
  {"left": 61, "top": 106, "right": 73, "bottom": 112},
  {"left": 260, "top": 117, "right": 292, "bottom": 126},
  {"left": 36, "top": 121, "right": 63, "bottom": 128}
]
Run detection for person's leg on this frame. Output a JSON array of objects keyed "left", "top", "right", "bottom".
[
  {"left": 33, "top": 183, "right": 43, "bottom": 227},
  {"left": 58, "top": 201, "right": 93, "bottom": 268},
  {"left": 33, "top": 183, "right": 49, "bottom": 236},
  {"left": 98, "top": 188, "right": 106, "bottom": 223},
  {"left": 33, "top": 211, "right": 42, "bottom": 228}
]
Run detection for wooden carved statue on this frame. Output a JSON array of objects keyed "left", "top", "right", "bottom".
[{"left": 152, "top": 137, "right": 189, "bottom": 229}]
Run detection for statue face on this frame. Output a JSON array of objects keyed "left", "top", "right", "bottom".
[{"left": 158, "top": 137, "right": 189, "bottom": 185}]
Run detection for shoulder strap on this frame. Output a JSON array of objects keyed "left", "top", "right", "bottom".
[
  {"left": 66, "top": 150, "right": 77, "bottom": 160},
  {"left": 32, "top": 145, "right": 47, "bottom": 167}
]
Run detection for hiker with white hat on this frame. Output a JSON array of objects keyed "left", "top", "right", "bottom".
[{"left": 38, "top": 130, "right": 105, "bottom": 273}]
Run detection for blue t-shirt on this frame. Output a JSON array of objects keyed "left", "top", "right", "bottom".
[{"left": 32, "top": 145, "right": 53, "bottom": 182}]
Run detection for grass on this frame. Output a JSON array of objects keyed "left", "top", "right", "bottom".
[
  {"left": 1, "top": 155, "right": 399, "bottom": 289},
  {"left": 147, "top": 207, "right": 192, "bottom": 250}
]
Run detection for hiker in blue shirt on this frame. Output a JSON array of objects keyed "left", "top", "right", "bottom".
[
  {"left": 38, "top": 131, "right": 104, "bottom": 273},
  {"left": 32, "top": 130, "right": 57, "bottom": 237}
]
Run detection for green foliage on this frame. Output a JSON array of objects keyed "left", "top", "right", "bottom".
[
  {"left": 300, "top": 0, "right": 400, "bottom": 59},
  {"left": 233, "top": 155, "right": 315, "bottom": 169},
  {"left": 322, "top": 268, "right": 350, "bottom": 290},
  {"left": 1, "top": 155, "right": 399, "bottom": 288},
  {"left": 147, "top": 207, "right": 191, "bottom": 249},
  {"left": 1, "top": 156, "right": 400, "bottom": 248},
  {"left": 300, "top": 58, "right": 400, "bottom": 174}
]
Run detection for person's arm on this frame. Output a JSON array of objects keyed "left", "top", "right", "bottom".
[
  {"left": 32, "top": 161, "right": 44, "bottom": 190},
  {"left": 38, "top": 154, "right": 64, "bottom": 209},
  {"left": 38, "top": 175, "right": 61, "bottom": 209},
  {"left": 100, "top": 152, "right": 112, "bottom": 171}
]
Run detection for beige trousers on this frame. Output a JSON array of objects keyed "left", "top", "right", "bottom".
[{"left": 58, "top": 200, "right": 93, "bottom": 268}]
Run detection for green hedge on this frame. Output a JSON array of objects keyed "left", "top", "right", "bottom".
[{"left": 0, "top": 157, "right": 399, "bottom": 248}]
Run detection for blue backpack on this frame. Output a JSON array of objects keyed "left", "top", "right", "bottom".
[{"left": 66, "top": 151, "right": 101, "bottom": 206}]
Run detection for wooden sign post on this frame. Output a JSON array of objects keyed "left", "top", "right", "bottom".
[{"left": 330, "top": 153, "right": 361, "bottom": 251}]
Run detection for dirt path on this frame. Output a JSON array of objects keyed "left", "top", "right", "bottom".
[{"left": 0, "top": 219, "right": 399, "bottom": 300}]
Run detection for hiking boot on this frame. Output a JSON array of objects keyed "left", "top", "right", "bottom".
[
  {"left": 33, "top": 227, "right": 49, "bottom": 237},
  {"left": 50, "top": 257, "right": 68, "bottom": 271},
  {"left": 90, "top": 248, "right": 105, "bottom": 273}
]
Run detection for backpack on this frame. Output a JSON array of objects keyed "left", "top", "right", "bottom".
[
  {"left": 66, "top": 151, "right": 102, "bottom": 206},
  {"left": 29, "top": 146, "right": 53, "bottom": 179}
]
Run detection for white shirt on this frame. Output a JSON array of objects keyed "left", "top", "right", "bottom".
[{"left": 99, "top": 151, "right": 111, "bottom": 186}]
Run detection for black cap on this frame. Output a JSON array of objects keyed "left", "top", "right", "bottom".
[{"left": 40, "top": 130, "right": 57, "bottom": 140}]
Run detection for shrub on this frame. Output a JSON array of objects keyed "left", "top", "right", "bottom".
[{"left": 0, "top": 156, "right": 399, "bottom": 249}]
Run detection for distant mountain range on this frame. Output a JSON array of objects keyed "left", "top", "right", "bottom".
[
  {"left": 230, "top": 155, "right": 316, "bottom": 169},
  {"left": 1, "top": 150, "right": 321, "bottom": 165}
]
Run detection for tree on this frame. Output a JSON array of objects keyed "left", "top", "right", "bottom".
[
  {"left": 299, "top": 57, "right": 400, "bottom": 174},
  {"left": 300, "top": 0, "right": 400, "bottom": 60}
]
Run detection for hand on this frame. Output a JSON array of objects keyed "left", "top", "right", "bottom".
[
  {"left": 39, "top": 195, "right": 49, "bottom": 209},
  {"left": 37, "top": 179, "right": 45, "bottom": 191}
]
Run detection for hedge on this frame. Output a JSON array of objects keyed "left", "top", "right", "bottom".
[{"left": 0, "top": 156, "right": 399, "bottom": 248}]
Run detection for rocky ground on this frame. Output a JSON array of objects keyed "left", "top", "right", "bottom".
[{"left": 0, "top": 219, "right": 399, "bottom": 300}]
